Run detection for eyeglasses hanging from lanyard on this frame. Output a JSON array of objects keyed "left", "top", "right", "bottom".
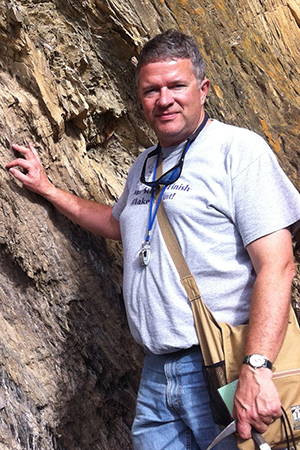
[
  {"left": 140, "top": 111, "right": 209, "bottom": 188},
  {"left": 138, "top": 111, "right": 209, "bottom": 266}
]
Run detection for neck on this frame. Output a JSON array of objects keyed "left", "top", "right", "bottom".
[
  {"left": 159, "top": 111, "right": 209, "bottom": 148},
  {"left": 187, "top": 111, "right": 209, "bottom": 144}
]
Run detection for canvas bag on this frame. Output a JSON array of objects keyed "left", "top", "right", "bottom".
[{"left": 156, "top": 190, "right": 300, "bottom": 450}]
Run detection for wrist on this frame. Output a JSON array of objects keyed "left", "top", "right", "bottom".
[
  {"left": 240, "top": 363, "right": 274, "bottom": 386},
  {"left": 242, "top": 354, "right": 273, "bottom": 370},
  {"left": 43, "top": 183, "right": 60, "bottom": 202}
]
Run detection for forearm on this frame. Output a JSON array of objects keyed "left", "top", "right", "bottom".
[
  {"left": 234, "top": 265, "right": 294, "bottom": 438},
  {"left": 43, "top": 184, "right": 121, "bottom": 240},
  {"left": 244, "top": 264, "right": 294, "bottom": 361},
  {"left": 7, "top": 143, "right": 121, "bottom": 240},
  {"left": 233, "top": 228, "right": 295, "bottom": 438}
]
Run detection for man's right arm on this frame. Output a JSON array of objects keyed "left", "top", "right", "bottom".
[{"left": 6, "top": 143, "right": 121, "bottom": 241}]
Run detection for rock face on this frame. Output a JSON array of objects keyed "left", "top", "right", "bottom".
[{"left": 0, "top": 0, "right": 300, "bottom": 449}]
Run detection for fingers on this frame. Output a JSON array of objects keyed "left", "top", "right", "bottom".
[
  {"left": 235, "top": 401, "right": 282, "bottom": 438},
  {"left": 7, "top": 142, "right": 39, "bottom": 186},
  {"left": 11, "top": 143, "right": 27, "bottom": 152},
  {"left": 237, "top": 414, "right": 268, "bottom": 439},
  {"left": 7, "top": 142, "right": 53, "bottom": 196},
  {"left": 237, "top": 411, "right": 281, "bottom": 440},
  {"left": 233, "top": 366, "right": 282, "bottom": 440},
  {"left": 7, "top": 167, "right": 31, "bottom": 185},
  {"left": 6, "top": 157, "right": 31, "bottom": 171},
  {"left": 28, "top": 142, "right": 42, "bottom": 162},
  {"left": 7, "top": 142, "right": 42, "bottom": 175},
  {"left": 236, "top": 420, "right": 253, "bottom": 440},
  {"left": 11, "top": 142, "right": 41, "bottom": 162},
  {"left": 235, "top": 405, "right": 268, "bottom": 439}
]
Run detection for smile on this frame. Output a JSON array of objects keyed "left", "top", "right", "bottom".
[{"left": 157, "top": 111, "right": 178, "bottom": 120}]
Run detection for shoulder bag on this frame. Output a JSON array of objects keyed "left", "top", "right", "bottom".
[{"left": 156, "top": 187, "right": 300, "bottom": 450}]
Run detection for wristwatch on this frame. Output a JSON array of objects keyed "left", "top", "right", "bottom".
[{"left": 242, "top": 354, "right": 273, "bottom": 370}]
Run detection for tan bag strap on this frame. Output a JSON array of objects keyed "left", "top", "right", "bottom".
[
  {"left": 155, "top": 153, "right": 190, "bottom": 278},
  {"left": 155, "top": 152, "right": 207, "bottom": 301},
  {"left": 155, "top": 155, "right": 223, "bottom": 365},
  {"left": 156, "top": 191, "right": 191, "bottom": 278}
]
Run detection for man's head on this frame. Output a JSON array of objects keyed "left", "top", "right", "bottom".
[
  {"left": 136, "top": 29, "right": 206, "bottom": 88},
  {"left": 136, "top": 30, "right": 210, "bottom": 147}
]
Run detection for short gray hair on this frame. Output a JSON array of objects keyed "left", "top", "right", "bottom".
[{"left": 136, "top": 29, "right": 206, "bottom": 87}]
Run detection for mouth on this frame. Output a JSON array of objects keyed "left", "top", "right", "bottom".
[{"left": 156, "top": 111, "right": 178, "bottom": 121}]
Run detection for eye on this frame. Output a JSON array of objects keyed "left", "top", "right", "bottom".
[
  {"left": 172, "top": 83, "right": 186, "bottom": 90},
  {"left": 142, "top": 85, "right": 159, "bottom": 95}
]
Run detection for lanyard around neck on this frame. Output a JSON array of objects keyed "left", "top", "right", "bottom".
[
  {"left": 139, "top": 112, "right": 209, "bottom": 266},
  {"left": 145, "top": 154, "right": 166, "bottom": 245}
]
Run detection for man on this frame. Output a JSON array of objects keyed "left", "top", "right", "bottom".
[{"left": 6, "top": 29, "right": 300, "bottom": 450}]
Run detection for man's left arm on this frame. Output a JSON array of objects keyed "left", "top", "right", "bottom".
[{"left": 233, "top": 227, "right": 296, "bottom": 439}]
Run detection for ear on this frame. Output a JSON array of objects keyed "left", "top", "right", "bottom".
[{"left": 199, "top": 78, "right": 210, "bottom": 105}]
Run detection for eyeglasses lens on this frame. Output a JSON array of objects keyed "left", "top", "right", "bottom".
[{"left": 160, "top": 165, "right": 181, "bottom": 185}]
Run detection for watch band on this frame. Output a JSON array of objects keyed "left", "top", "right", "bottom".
[{"left": 242, "top": 354, "right": 273, "bottom": 370}]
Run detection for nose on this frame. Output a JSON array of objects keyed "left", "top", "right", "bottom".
[{"left": 157, "top": 87, "right": 174, "bottom": 107}]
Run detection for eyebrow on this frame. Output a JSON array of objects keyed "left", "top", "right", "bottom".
[{"left": 141, "top": 76, "right": 189, "bottom": 90}]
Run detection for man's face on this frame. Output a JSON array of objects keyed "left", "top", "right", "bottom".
[{"left": 137, "top": 58, "right": 210, "bottom": 147}]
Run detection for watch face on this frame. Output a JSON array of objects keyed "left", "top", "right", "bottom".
[{"left": 249, "top": 354, "right": 265, "bottom": 368}]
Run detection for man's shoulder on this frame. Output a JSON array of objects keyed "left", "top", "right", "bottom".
[
  {"left": 211, "top": 119, "right": 265, "bottom": 141},
  {"left": 209, "top": 119, "right": 270, "bottom": 157}
]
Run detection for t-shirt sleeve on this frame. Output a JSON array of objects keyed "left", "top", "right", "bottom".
[
  {"left": 231, "top": 139, "right": 300, "bottom": 247},
  {"left": 112, "top": 147, "right": 152, "bottom": 222},
  {"left": 112, "top": 182, "right": 129, "bottom": 221}
]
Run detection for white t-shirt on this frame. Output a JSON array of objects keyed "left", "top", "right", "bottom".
[{"left": 113, "top": 119, "right": 300, "bottom": 354}]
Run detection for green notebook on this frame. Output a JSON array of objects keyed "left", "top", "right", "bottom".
[{"left": 218, "top": 379, "right": 238, "bottom": 415}]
